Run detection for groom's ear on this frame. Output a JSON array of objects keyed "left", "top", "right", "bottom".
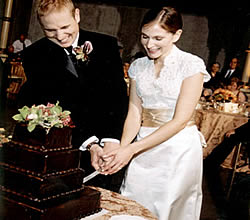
[{"left": 74, "top": 8, "right": 80, "bottom": 23}]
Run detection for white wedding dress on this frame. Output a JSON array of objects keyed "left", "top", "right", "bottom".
[{"left": 120, "top": 46, "right": 210, "bottom": 220}]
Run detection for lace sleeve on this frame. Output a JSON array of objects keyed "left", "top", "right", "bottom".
[
  {"left": 184, "top": 55, "right": 210, "bottom": 82},
  {"left": 128, "top": 60, "right": 138, "bottom": 80}
]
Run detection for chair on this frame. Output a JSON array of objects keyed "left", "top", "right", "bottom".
[
  {"left": 226, "top": 142, "right": 242, "bottom": 199},
  {"left": 226, "top": 141, "right": 250, "bottom": 199},
  {"left": 6, "top": 62, "right": 26, "bottom": 100}
]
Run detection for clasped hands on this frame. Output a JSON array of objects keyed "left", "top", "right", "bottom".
[{"left": 89, "top": 142, "right": 134, "bottom": 175}]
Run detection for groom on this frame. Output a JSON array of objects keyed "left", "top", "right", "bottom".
[{"left": 18, "top": 0, "right": 128, "bottom": 191}]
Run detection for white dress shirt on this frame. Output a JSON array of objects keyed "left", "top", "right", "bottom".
[{"left": 12, "top": 39, "right": 32, "bottom": 53}]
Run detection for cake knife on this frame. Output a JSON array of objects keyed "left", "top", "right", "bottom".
[{"left": 83, "top": 170, "right": 100, "bottom": 183}]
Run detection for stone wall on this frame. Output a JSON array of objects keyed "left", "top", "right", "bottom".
[
  {"left": 28, "top": 1, "right": 212, "bottom": 66},
  {"left": 26, "top": 1, "right": 250, "bottom": 76}
]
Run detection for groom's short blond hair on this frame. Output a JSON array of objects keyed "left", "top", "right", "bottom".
[{"left": 37, "top": 0, "right": 76, "bottom": 22}]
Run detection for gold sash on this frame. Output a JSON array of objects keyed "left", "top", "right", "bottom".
[{"left": 141, "top": 108, "right": 196, "bottom": 127}]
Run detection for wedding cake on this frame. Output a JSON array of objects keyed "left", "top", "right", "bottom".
[{"left": 0, "top": 103, "right": 101, "bottom": 219}]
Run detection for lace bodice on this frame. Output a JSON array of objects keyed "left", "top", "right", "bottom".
[{"left": 129, "top": 46, "right": 210, "bottom": 118}]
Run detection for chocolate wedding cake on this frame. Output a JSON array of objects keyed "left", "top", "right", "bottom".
[{"left": 0, "top": 103, "right": 101, "bottom": 220}]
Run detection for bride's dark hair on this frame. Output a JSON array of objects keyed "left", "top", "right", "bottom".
[{"left": 141, "top": 6, "right": 183, "bottom": 34}]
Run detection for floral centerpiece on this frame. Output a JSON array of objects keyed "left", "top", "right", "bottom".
[
  {"left": 12, "top": 101, "right": 74, "bottom": 133},
  {"left": 212, "top": 88, "right": 237, "bottom": 103}
]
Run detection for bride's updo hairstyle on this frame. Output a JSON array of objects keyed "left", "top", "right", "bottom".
[{"left": 141, "top": 6, "right": 183, "bottom": 34}]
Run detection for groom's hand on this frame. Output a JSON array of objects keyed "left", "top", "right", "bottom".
[{"left": 89, "top": 144, "right": 104, "bottom": 171}]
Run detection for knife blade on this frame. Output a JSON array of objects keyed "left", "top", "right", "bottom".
[{"left": 83, "top": 170, "right": 100, "bottom": 183}]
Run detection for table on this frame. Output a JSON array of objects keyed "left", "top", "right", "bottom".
[
  {"left": 195, "top": 108, "right": 249, "bottom": 159},
  {"left": 85, "top": 187, "right": 157, "bottom": 220}
]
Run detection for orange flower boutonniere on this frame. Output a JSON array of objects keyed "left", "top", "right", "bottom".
[{"left": 74, "top": 41, "right": 93, "bottom": 63}]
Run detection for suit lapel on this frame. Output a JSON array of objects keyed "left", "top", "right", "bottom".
[
  {"left": 65, "top": 55, "right": 78, "bottom": 77},
  {"left": 45, "top": 40, "right": 78, "bottom": 78}
]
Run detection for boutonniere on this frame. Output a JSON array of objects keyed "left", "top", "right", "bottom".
[{"left": 73, "top": 41, "right": 93, "bottom": 64}]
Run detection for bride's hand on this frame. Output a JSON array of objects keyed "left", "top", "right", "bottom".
[
  {"left": 101, "top": 145, "right": 134, "bottom": 175},
  {"left": 103, "top": 141, "right": 120, "bottom": 154},
  {"left": 98, "top": 142, "right": 120, "bottom": 173}
]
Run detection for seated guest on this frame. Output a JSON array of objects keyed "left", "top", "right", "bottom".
[
  {"left": 201, "top": 87, "right": 213, "bottom": 102},
  {"left": 202, "top": 62, "right": 222, "bottom": 102},
  {"left": 220, "top": 57, "right": 242, "bottom": 85},
  {"left": 227, "top": 77, "right": 247, "bottom": 103},
  {"left": 204, "top": 61, "right": 222, "bottom": 91}
]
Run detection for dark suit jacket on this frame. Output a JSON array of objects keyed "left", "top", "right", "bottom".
[
  {"left": 18, "top": 29, "right": 128, "bottom": 147},
  {"left": 219, "top": 67, "right": 242, "bottom": 85},
  {"left": 203, "top": 72, "right": 222, "bottom": 91}
]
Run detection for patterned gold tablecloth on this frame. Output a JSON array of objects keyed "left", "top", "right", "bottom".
[
  {"left": 195, "top": 109, "right": 249, "bottom": 159},
  {"left": 87, "top": 187, "right": 157, "bottom": 220}
]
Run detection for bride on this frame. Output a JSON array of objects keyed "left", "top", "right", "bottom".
[{"left": 90, "top": 6, "right": 210, "bottom": 220}]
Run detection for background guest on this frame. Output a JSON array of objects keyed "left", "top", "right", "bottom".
[
  {"left": 12, "top": 33, "right": 32, "bottom": 60},
  {"left": 220, "top": 57, "right": 242, "bottom": 85},
  {"left": 201, "top": 88, "right": 213, "bottom": 102},
  {"left": 226, "top": 77, "right": 247, "bottom": 103},
  {"left": 202, "top": 61, "right": 222, "bottom": 101},
  {"left": 204, "top": 61, "right": 222, "bottom": 91}
]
